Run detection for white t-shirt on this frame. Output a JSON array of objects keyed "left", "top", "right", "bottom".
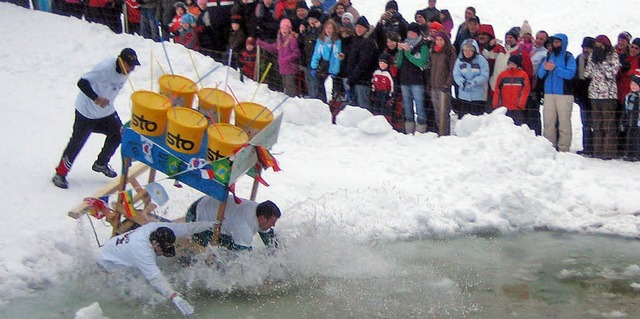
[
  {"left": 194, "top": 196, "right": 261, "bottom": 248},
  {"left": 75, "top": 58, "right": 127, "bottom": 119},
  {"left": 99, "top": 221, "right": 213, "bottom": 296}
]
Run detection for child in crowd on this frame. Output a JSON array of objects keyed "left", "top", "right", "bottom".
[
  {"left": 256, "top": 18, "right": 301, "bottom": 97},
  {"left": 229, "top": 14, "right": 247, "bottom": 53},
  {"left": 371, "top": 53, "right": 394, "bottom": 117},
  {"left": 174, "top": 13, "right": 199, "bottom": 50},
  {"left": 518, "top": 20, "right": 533, "bottom": 54},
  {"left": 492, "top": 55, "right": 530, "bottom": 125},
  {"left": 168, "top": 2, "right": 187, "bottom": 35},
  {"left": 622, "top": 73, "right": 640, "bottom": 160},
  {"left": 238, "top": 37, "right": 257, "bottom": 82}
]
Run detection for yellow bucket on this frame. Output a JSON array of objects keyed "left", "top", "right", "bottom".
[
  {"left": 130, "top": 90, "right": 171, "bottom": 136},
  {"left": 158, "top": 74, "right": 197, "bottom": 108},
  {"left": 234, "top": 102, "right": 274, "bottom": 138},
  {"left": 165, "top": 108, "right": 208, "bottom": 154},
  {"left": 197, "top": 88, "right": 235, "bottom": 123},
  {"left": 206, "top": 124, "right": 249, "bottom": 162}
]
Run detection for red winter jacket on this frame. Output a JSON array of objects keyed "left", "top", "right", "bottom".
[{"left": 493, "top": 68, "right": 531, "bottom": 110}]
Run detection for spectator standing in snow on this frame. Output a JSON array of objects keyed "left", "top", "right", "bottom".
[
  {"left": 396, "top": 23, "right": 429, "bottom": 134},
  {"left": 309, "top": 19, "right": 342, "bottom": 103},
  {"left": 452, "top": 38, "right": 489, "bottom": 119},
  {"left": 622, "top": 73, "right": 640, "bottom": 160},
  {"left": 492, "top": 55, "right": 531, "bottom": 125},
  {"left": 372, "top": 1, "right": 408, "bottom": 53},
  {"left": 429, "top": 30, "right": 456, "bottom": 136},
  {"left": 346, "top": 16, "right": 377, "bottom": 111},
  {"left": 53, "top": 49, "right": 140, "bottom": 189},
  {"left": 257, "top": 18, "right": 302, "bottom": 97},
  {"left": 574, "top": 36, "right": 595, "bottom": 155},
  {"left": 174, "top": 13, "right": 200, "bottom": 50},
  {"left": 371, "top": 53, "right": 394, "bottom": 117},
  {"left": 584, "top": 34, "right": 621, "bottom": 159},
  {"left": 537, "top": 33, "right": 577, "bottom": 153},
  {"left": 238, "top": 37, "right": 258, "bottom": 81}
]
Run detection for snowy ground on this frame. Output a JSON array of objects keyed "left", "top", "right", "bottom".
[{"left": 1, "top": 0, "right": 640, "bottom": 311}]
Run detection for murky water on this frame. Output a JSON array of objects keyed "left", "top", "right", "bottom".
[{"left": 3, "top": 231, "right": 640, "bottom": 319}]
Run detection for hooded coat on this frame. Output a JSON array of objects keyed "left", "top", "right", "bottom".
[
  {"left": 536, "top": 33, "right": 577, "bottom": 95},
  {"left": 453, "top": 39, "right": 490, "bottom": 101}
]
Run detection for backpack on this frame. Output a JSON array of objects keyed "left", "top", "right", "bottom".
[{"left": 541, "top": 51, "right": 575, "bottom": 94}]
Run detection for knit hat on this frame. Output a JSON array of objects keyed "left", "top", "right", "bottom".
[
  {"left": 378, "top": 52, "right": 390, "bottom": 64},
  {"left": 407, "top": 22, "right": 421, "bottom": 34},
  {"left": 280, "top": 18, "right": 292, "bottom": 31},
  {"left": 520, "top": 20, "right": 532, "bottom": 37},
  {"left": 230, "top": 14, "right": 243, "bottom": 24},
  {"left": 181, "top": 13, "right": 196, "bottom": 25},
  {"left": 415, "top": 10, "right": 427, "bottom": 21},
  {"left": 296, "top": 0, "right": 309, "bottom": 10},
  {"left": 595, "top": 34, "right": 612, "bottom": 47},
  {"left": 386, "top": 31, "right": 401, "bottom": 42},
  {"left": 633, "top": 38, "right": 640, "bottom": 47},
  {"left": 246, "top": 36, "right": 256, "bottom": 46},
  {"left": 619, "top": 31, "right": 632, "bottom": 42},
  {"left": 429, "top": 21, "right": 444, "bottom": 32},
  {"left": 356, "top": 16, "right": 370, "bottom": 29},
  {"left": 434, "top": 31, "right": 449, "bottom": 41},
  {"left": 508, "top": 54, "right": 523, "bottom": 68},
  {"left": 385, "top": 0, "right": 398, "bottom": 11},
  {"left": 307, "top": 10, "right": 322, "bottom": 21},
  {"left": 478, "top": 24, "right": 495, "bottom": 38},
  {"left": 506, "top": 26, "right": 521, "bottom": 40},
  {"left": 581, "top": 36, "right": 595, "bottom": 49},
  {"left": 342, "top": 12, "right": 354, "bottom": 25}
]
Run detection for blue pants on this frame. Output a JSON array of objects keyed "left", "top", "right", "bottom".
[{"left": 402, "top": 84, "right": 426, "bottom": 125}]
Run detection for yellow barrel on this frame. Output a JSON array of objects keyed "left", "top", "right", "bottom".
[
  {"left": 165, "top": 108, "right": 208, "bottom": 154},
  {"left": 206, "top": 124, "right": 249, "bottom": 162},
  {"left": 130, "top": 90, "right": 171, "bottom": 136},
  {"left": 197, "top": 88, "right": 235, "bottom": 123},
  {"left": 158, "top": 74, "right": 197, "bottom": 108},
  {"left": 234, "top": 102, "right": 274, "bottom": 138}
]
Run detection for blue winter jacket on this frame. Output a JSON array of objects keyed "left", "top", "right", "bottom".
[
  {"left": 310, "top": 36, "right": 342, "bottom": 76},
  {"left": 453, "top": 39, "right": 490, "bottom": 102},
  {"left": 537, "top": 33, "right": 577, "bottom": 95}
]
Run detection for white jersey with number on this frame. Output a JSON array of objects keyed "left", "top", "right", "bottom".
[
  {"left": 98, "top": 221, "right": 212, "bottom": 296},
  {"left": 194, "top": 196, "right": 261, "bottom": 248},
  {"left": 75, "top": 58, "right": 127, "bottom": 119}
]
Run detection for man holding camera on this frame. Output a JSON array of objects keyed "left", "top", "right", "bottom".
[{"left": 372, "top": 0, "right": 408, "bottom": 51}]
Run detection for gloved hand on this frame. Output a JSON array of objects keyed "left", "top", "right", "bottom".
[
  {"left": 173, "top": 295, "right": 194, "bottom": 316},
  {"left": 310, "top": 69, "right": 317, "bottom": 77}
]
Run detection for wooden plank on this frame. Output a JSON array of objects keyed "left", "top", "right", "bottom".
[
  {"left": 67, "top": 163, "right": 150, "bottom": 219},
  {"left": 211, "top": 200, "right": 227, "bottom": 245}
]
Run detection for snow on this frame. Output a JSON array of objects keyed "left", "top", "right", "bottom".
[{"left": 1, "top": 0, "right": 640, "bottom": 308}]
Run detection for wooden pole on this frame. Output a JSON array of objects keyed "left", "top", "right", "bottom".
[{"left": 210, "top": 200, "right": 227, "bottom": 245}]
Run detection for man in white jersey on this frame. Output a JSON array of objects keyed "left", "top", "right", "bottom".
[
  {"left": 99, "top": 221, "right": 216, "bottom": 316},
  {"left": 52, "top": 48, "right": 140, "bottom": 189},
  {"left": 185, "top": 196, "right": 281, "bottom": 250}
]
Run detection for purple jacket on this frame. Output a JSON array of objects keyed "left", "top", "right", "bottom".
[{"left": 257, "top": 34, "right": 301, "bottom": 75}]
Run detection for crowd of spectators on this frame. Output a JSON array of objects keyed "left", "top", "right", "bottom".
[{"left": 6, "top": 0, "right": 640, "bottom": 160}]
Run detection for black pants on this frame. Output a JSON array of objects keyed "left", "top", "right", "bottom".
[{"left": 59, "top": 110, "right": 122, "bottom": 174}]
